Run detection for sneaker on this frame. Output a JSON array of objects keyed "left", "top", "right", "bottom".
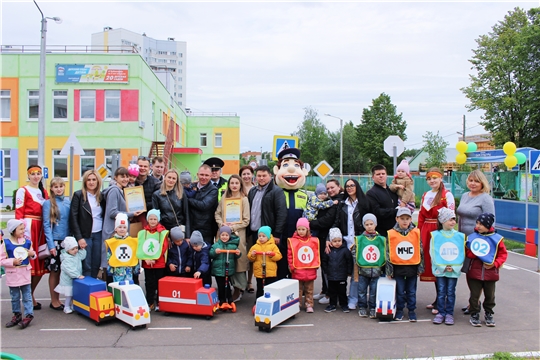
[
  {"left": 324, "top": 305, "right": 337, "bottom": 313},
  {"left": 485, "top": 312, "right": 496, "bottom": 327},
  {"left": 18, "top": 315, "right": 33, "bottom": 329},
  {"left": 395, "top": 310, "right": 403, "bottom": 321},
  {"left": 306, "top": 306, "right": 314, "bottom": 313},
  {"left": 358, "top": 308, "right": 368, "bottom": 317},
  {"left": 409, "top": 311, "right": 417, "bottom": 322},
  {"left": 369, "top": 309, "right": 376, "bottom": 319},
  {"left": 432, "top": 314, "right": 444, "bottom": 324},
  {"left": 348, "top": 303, "right": 357, "bottom": 310},
  {"left": 64, "top": 307, "right": 73, "bottom": 314},
  {"left": 470, "top": 313, "right": 482, "bottom": 327},
  {"left": 155, "top": 305, "right": 160, "bottom": 312},
  {"left": 5, "top": 313, "right": 22, "bottom": 328},
  {"left": 313, "top": 292, "right": 325, "bottom": 300},
  {"left": 445, "top": 314, "right": 455, "bottom": 325},
  {"left": 341, "top": 306, "right": 350, "bottom": 313},
  {"left": 431, "top": 308, "right": 439, "bottom": 315},
  {"left": 318, "top": 296, "right": 330, "bottom": 305}
]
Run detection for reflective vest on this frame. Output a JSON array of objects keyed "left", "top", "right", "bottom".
[
  {"left": 284, "top": 190, "right": 308, "bottom": 210},
  {"left": 466, "top": 232, "right": 503, "bottom": 265},
  {"left": 105, "top": 237, "right": 139, "bottom": 267},
  {"left": 430, "top": 230, "right": 465, "bottom": 267},
  {"left": 387, "top": 229, "right": 421, "bottom": 266},
  {"left": 288, "top": 236, "right": 320, "bottom": 269},
  {"left": 137, "top": 230, "right": 168, "bottom": 260},
  {"left": 3, "top": 239, "right": 32, "bottom": 266},
  {"left": 217, "top": 183, "right": 227, "bottom": 202},
  {"left": 355, "top": 234, "right": 386, "bottom": 267}
]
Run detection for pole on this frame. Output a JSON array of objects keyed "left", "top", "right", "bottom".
[
  {"left": 339, "top": 118, "right": 343, "bottom": 176},
  {"left": 69, "top": 145, "right": 74, "bottom": 197},
  {"left": 462, "top": 115, "right": 466, "bottom": 141},
  {"left": 537, "top": 177, "right": 540, "bottom": 271},
  {"left": 525, "top": 160, "right": 529, "bottom": 229},
  {"left": 393, "top": 145, "right": 397, "bottom": 175},
  {"left": 38, "top": 15, "right": 47, "bottom": 168}
]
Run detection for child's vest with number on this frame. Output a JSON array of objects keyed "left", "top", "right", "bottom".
[
  {"left": 355, "top": 233, "right": 386, "bottom": 268},
  {"left": 3, "top": 239, "right": 32, "bottom": 266},
  {"left": 430, "top": 230, "right": 465, "bottom": 266},
  {"left": 288, "top": 236, "right": 320, "bottom": 269},
  {"left": 136, "top": 230, "right": 169, "bottom": 260},
  {"left": 387, "top": 228, "right": 421, "bottom": 266},
  {"left": 466, "top": 232, "right": 503, "bottom": 265},
  {"left": 106, "top": 236, "right": 139, "bottom": 267}
]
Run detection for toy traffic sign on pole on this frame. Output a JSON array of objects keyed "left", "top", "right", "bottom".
[
  {"left": 529, "top": 150, "right": 540, "bottom": 272},
  {"left": 314, "top": 160, "right": 333, "bottom": 180},
  {"left": 384, "top": 136, "right": 404, "bottom": 174},
  {"left": 272, "top": 135, "right": 298, "bottom": 161}
]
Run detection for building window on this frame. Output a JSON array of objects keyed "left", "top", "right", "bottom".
[
  {"left": 80, "top": 90, "right": 96, "bottom": 120},
  {"left": 200, "top": 133, "right": 207, "bottom": 147},
  {"left": 1, "top": 149, "right": 11, "bottom": 178},
  {"left": 27, "top": 150, "right": 38, "bottom": 168},
  {"left": 52, "top": 150, "right": 68, "bottom": 178},
  {"left": 80, "top": 149, "right": 95, "bottom": 176},
  {"left": 0, "top": 90, "right": 11, "bottom": 121},
  {"left": 28, "top": 90, "right": 39, "bottom": 120},
  {"left": 105, "top": 90, "right": 120, "bottom": 120},
  {"left": 105, "top": 149, "right": 121, "bottom": 177},
  {"left": 53, "top": 90, "right": 68, "bottom": 120},
  {"left": 215, "top": 133, "right": 222, "bottom": 148}
]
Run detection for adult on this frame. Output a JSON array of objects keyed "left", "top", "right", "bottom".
[
  {"left": 366, "top": 164, "right": 399, "bottom": 238},
  {"left": 15, "top": 165, "right": 49, "bottom": 310},
  {"left": 70, "top": 170, "right": 104, "bottom": 278},
  {"left": 417, "top": 167, "right": 455, "bottom": 314},
  {"left": 188, "top": 164, "right": 219, "bottom": 245},
  {"left": 333, "top": 178, "right": 371, "bottom": 310},
  {"left": 215, "top": 174, "right": 250, "bottom": 301},
  {"left": 136, "top": 156, "right": 161, "bottom": 226},
  {"left": 152, "top": 169, "right": 190, "bottom": 232},
  {"left": 204, "top": 157, "right": 227, "bottom": 201},
  {"left": 239, "top": 165, "right": 255, "bottom": 196},
  {"left": 151, "top": 156, "right": 165, "bottom": 182}
]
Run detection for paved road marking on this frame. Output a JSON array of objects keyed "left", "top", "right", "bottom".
[
  {"left": 391, "top": 350, "right": 540, "bottom": 360},
  {"left": 148, "top": 327, "right": 192, "bottom": 330},
  {"left": 503, "top": 264, "right": 518, "bottom": 270},
  {"left": 276, "top": 324, "right": 314, "bottom": 328},
  {"left": 40, "top": 328, "right": 87, "bottom": 331},
  {"left": 505, "top": 263, "right": 540, "bottom": 275},
  {"left": 379, "top": 319, "right": 431, "bottom": 324}
]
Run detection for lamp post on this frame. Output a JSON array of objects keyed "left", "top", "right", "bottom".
[
  {"left": 33, "top": 0, "right": 62, "bottom": 167},
  {"left": 324, "top": 113, "right": 343, "bottom": 175}
]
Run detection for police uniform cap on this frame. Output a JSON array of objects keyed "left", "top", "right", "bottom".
[
  {"left": 203, "top": 157, "right": 225, "bottom": 170},
  {"left": 277, "top": 148, "right": 301, "bottom": 160}
]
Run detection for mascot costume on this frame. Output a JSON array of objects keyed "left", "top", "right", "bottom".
[{"left": 273, "top": 148, "right": 309, "bottom": 279}]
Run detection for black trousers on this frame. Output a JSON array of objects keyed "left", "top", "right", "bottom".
[
  {"left": 256, "top": 276, "right": 277, "bottom": 299},
  {"left": 215, "top": 276, "right": 233, "bottom": 304},
  {"left": 144, "top": 268, "right": 165, "bottom": 306},
  {"left": 328, "top": 280, "right": 348, "bottom": 307}
]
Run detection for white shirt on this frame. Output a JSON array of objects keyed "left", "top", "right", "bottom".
[
  {"left": 88, "top": 192, "right": 103, "bottom": 233},
  {"left": 344, "top": 197, "right": 358, "bottom": 249}
]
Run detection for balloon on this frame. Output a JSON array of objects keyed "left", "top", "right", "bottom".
[
  {"left": 456, "top": 141, "right": 468, "bottom": 153},
  {"left": 466, "top": 142, "right": 478, "bottom": 152},
  {"left": 503, "top": 142, "right": 517, "bottom": 155},
  {"left": 515, "top": 152, "right": 527, "bottom": 165},
  {"left": 456, "top": 153, "right": 467, "bottom": 164},
  {"left": 504, "top": 155, "right": 518, "bottom": 168}
]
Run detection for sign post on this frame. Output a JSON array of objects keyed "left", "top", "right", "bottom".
[
  {"left": 384, "top": 136, "right": 404, "bottom": 174},
  {"left": 529, "top": 150, "right": 540, "bottom": 272},
  {"left": 60, "top": 133, "right": 85, "bottom": 196}
]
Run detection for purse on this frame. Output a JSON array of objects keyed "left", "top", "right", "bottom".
[{"left": 38, "top": 243, "right": 51, "bottom": 260}]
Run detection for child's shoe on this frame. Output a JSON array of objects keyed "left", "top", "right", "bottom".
[
  {"left": 395, "top": 310, "right": 403, "bottom": 321},
  {"left": 444, "top": 314, "right": 454, "bottom": 325},
  {"left": 306, "top": 306, "right": 314, "bottom": 313},
  {"left": 5, "top": 313, "right": 22, "bottom": 328},
  {"left": 18, "top": 315, "right": 33, "bottom": 329},
  {"left": 341, "top": 306, "right": 350, "bottom": 313},
  {"left": 324, "top": 305, "right": 336, "bottom": 313},
  {"left": 485, "top": 312, "right": 496, "bottom": 327},
  {"left": 470, "top": 313, "right": 482, "bottom": 327},
  {"left": 347, "top": 302, "right": 357, "bottom": 310},
  {"left": 358, "top": 308, "right": 368, "bottom": 317},
  {"left": 64, "top": 306, "right": 73, "bottom": 314},
  {"left": 313, "top": 292, "right": 325, "bottom": 300},
  {"left": 409, "top": 311, "right": 417, "bottom": 322},
  {"left": 432, "top": 314, "right": 444, "bottom": 324},
  {"left": 155, "top": 305, "right": 160, "bottom": 312},
  {"left": 318, "top": 296, "right": 330, "bottom": 305},
  {"left": 369, "top": 309, "right": 376, "bottom": 319}
]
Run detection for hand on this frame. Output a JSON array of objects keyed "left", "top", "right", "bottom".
[
  {"left": 78, "top": 239, "right": 87, "bottom": 249},
  {"left": 387, "top": 275, "right": 393, "bottom": 279},
  {"left": 396, "top": 185, "right": 404, "bottom": 189},
  {"left": 185, "top": 238, "right": 190, "bottom": 244},
  {"left": 274, "top": 237, "right": 280, "bottom": 245},
  {"left": 325, "top": 241, "right": 331, "bottom": 254},
  {"left": 169, "top": 263, "right": 177, "bottom": 272},
  {"left": 333, "top": 200, "right": 339, "bottom": 205},
  {"left": 445, "top": 265, "right": 453, "bottom": 272},
  {"left": 78, "top": 275, "right": 84, "bottom": 279},
  {"left": 50, "top": 248, "right": 57, "bottom": 257},
  {"left": 215, "top": 248, "right": 221, "bottom": 254},
  {"left": 185, "top": 266, "right": 191, "bottom": 273},
  {"left": 251, "top": 250, "right": 257, "bottom": 256},
  {"left": 145, "top": 260, "right": 155, "bottom": 267},
  {"left": 134, "top": 210, "right": 144, "bottom": 217},
  {"left": 27, "top": 249, "right": 36, "bottom": 258},
  {"left": 235, "top": 249, "right": 240, "bottom": 255},
  {"left": 484, "top": 263, "right": 494, "bottom": 269},
  {"left": 194, "top": 271, "right": 201, "bottom": 279},
  {"left": 399, "top": 202, "right": 407, "bottom": 207},
  {"left": 13, "top": 258, "right": 22, "bottom": 266}
]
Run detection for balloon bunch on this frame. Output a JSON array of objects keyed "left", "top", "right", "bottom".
[
  {"left": 455, "top": 141, "right": 477, "bottom": 164},
  {"left": 502, "top": 142, "right": 526, "bottom": 168}
]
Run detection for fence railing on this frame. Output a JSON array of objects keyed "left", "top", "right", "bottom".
[{"left": 0, "top": 45, "right": 139, "bottom": 54}]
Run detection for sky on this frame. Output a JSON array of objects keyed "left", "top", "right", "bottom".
[{"left": 2, "top": 0, "right": 538, "bottom": 154}]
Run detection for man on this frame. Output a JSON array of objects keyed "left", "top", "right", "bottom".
[
  {"left": 136, "top": 156, "right": 161, "bottom": 214},
  {"left": 188, "top": 164, "right": 219, "bottom": 245},
  {"left": 151, "top": 156, "right": 165, "bottom": 181},
  {"left": 204, "top": 157, "right": 227, "bottom": 201},
  {"left": 366, "top": 164, "right": 399, "bottom": 238}
]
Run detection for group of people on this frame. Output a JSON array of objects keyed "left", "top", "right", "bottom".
[{"left": 1, "top": 150, "right": 507, "bottom": 329}]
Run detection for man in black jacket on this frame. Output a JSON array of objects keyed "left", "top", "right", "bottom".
[
  {"left": 188, "top": 164, "right": 218, "bottom": 245},
  {"left": 366, "top": 164, "right": 398, "bottom": 238},
  {"left": 137, "top": 156, "right": 161, "bottom": 213}
]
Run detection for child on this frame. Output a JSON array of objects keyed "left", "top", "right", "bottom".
[
  {"left": 385, "top": 207, "right": 424, "bottom": 322},
  {"left": 106, "top": 213, "right": 140, "bottom": 283},
  {"left": 180, "top": 171, "right": 196, "bottom": 198},
  {"left": 55, "top": 236, "right": 86, "bottom": 314},
  {"left": 303, "top": 184, "right": 338, "bottom": 236},
  {"left": 127, "top": 164, "right": 140, "bottom": 187},
  {"left": 322, "top": 227, "right": 352, "bottom": 313},
  {"left": 465, "top": 212, "right": 507, "bottom": 327},
  {"left": 430, "top": 207, "right": 465, "bottom": 326},
  {"left": 1, "top": 220, "right": 36, "bottom": 328},
  {"left": 355, "top": 214, "right": 386, "bottom": 319},
  {"left": 287, "top": 218, "right": 320, "bottom": 313},
  {"left": 1, "top": 229, "right": 5, "bottom": 278},
  {"left": 210, "top": 226, "right": 241, "bottom": 310},
  {"left": 389, "top": 160, "right": 415, "bottom": 211},
  {"left": 247, "top": 226, "right": 282, "bottom": 299},
  {"left": 167, "top": 226, "right": 193, "bottom": 277},
  {"left": 190, "top": 230, "right": 211, "bottom": 286}
]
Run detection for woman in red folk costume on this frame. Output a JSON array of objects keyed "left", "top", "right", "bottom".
[
  {"left": 15, "top": 165, "right": 49, "bottom": 310},
  {"left": 417, "top": 167, "right": 455, "bottom": 315}
]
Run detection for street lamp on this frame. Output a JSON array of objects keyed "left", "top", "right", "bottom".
[
  {"left": 324, "top": 113, "right": 343, "bottom": 175},
  {"left": 34, "top": 0, "right": 62, "bottom": 167}
]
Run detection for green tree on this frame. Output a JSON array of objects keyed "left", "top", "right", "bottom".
[
  {"left": 356, "top": 93, "right": 407, "bottom": 172},
  {"left": 461, "top": 7, "right": 540, "bottom": 148},
  {"left": 324, "top": 121, "right": 368, "bottom": 174},
  {"left": 422, "top": 131, "right": 449, "bottom": 169},
  {"left": 402, "top": 148, "right": 420, "bottom": 158},
  {"left": 292, "top": 106, "right": 330, "bottom": 168}
]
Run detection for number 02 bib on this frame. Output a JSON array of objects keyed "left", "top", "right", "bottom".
[{"left": 466, "top": 232, "right": 503, "bottom": 265}]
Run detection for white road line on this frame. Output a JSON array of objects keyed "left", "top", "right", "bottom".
[
  {"left": 391, "top": 350, "right": 540, "bottom": 360},
  {"left": 276, "top": 324, "right": 314, "bottom": 328},
  {"left": 503, "top": 264, "right": 518, "bottom": 270},
  {"left": 148, "top": 327, "right": 192, "bottom": 330},
  {"left": 505, "top": 263, "right": 540, "bottom": 275},
  {"left": 40, "top": 328, "right": 87, "bottom": 331},
  {"left": 379, "top": 319, "right": 431, "bottom": 324}
]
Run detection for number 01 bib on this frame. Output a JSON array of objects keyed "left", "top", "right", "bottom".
[
  {"left": 288, "top": 236, "right": 320, "bottom": 269},
  {"left": 466, "top": 232, "right": 503, "bottom": 265}
]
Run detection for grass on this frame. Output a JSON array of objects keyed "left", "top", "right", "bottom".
[{"left": 504, "top": 238, "right": 526, "bottom": 252}]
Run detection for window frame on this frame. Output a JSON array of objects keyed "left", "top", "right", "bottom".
[
  {"left": 104, "top": 90, "right": 121, "bottom": 121},
  {"left": 80, "top": 149, "right": 96, "bottom": 177},
  {"left": 1, "top": 149, "right": 11, "bottom": 178},
  {"left": 200, "top": 133, "right": 207, "bottom": 147},
  {"left": 214, "top": 133, "right": 222, "bottom": 148},
  {"left": 52, "top": 150, "right": 68, "bottom": 179},
  {"left": 28, "top": 90, "right": 39, "bottom": 122},
  {"left": 52, "top": 90, "right": 68, "bottom": 121},
  {"left": 27, "top": 150, "right": 38, "bottom": 168},
  {"left": 0, "top": 90, "right": 11, "bottom": 122},
  {"left": 80, "top": 90, "right": 96, "bottom": 121}
]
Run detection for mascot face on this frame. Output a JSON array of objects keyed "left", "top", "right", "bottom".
[{"left": 274, "top": 158, "right": 308, "bottom": 190}]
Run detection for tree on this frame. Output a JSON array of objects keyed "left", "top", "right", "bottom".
[
  {"left": 402, "top": 148, "right": 420, "bottom": 158},
  {"left": 292, "top": 107, "right": 330, "bottom": 168},
  {"left": 461, "top": 7, "right": 540, "bottom": 148},
  {"left": 422, "top": 131, "right": 449, "bottom": 169},
  {"left": 323, "top": 121, "right": 368, "bottom": 174},
  {"left": 356, "top": 93, "right": 407, "bottom": 172}
]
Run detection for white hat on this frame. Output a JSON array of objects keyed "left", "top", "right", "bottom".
[
  {"left": 115, "top": 213, "right": 129, "bottom": 229},
  {"left": 396, "top": 207, "right": 412, "bottom": 217},
  {"left": 63, "top": 236, "right": 78, "bottom": 251},
  {"left": 328, "top": 227, "right": 342, "bottom": 240},
  {"left": 7, "top": 219, "right": 24, "bottom": 234}
]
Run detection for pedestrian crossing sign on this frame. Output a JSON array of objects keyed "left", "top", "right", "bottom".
[
  {"left": 273, "top": 135, "right": 299, "bottom": 161},
  {"left": 530, "top": 150, "right": 540, "bottom": 175}
]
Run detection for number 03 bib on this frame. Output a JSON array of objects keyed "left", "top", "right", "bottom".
[
  {"left": 355, "top": 234, "right": 386, "bottom": 267},
  {"left": 288, "top": 237, "right": 320, "bottom": 269},
  {"left": 466, "top": 232, "right": 503, "bottom": 265}
]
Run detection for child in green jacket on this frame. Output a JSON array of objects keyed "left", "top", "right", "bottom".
[{"left": 210, "top": 226, "right": 240, "bottom": 311}]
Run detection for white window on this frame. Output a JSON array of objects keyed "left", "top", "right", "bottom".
[
  {"left": 1, "top": 149, "right": 11, "bottom": 178},
  {"left": 0, "top": 90, "right": 11, "bottom": 121},
  {"left": 200, "top": 133, "right": 207, "bottom": 147},
  {"left": 80, "top": 149, "right": 95, "bottom": 176},
  {"left": 53, "top": 90, "right": 68, "bottom": 120},
  {"left": 215, "top": 133, "right": 222, "bottom": 148},
  {"left": 105, "top": 149, "right": 121, "bottom": 177},
  {"left": 105, "top": 90, "right": 120, "bottom": 120},
  {"left": 80, "top": 90, "right": 95, "bottom": 120},
  {"left": 27, "top": 150, "right": 38, "bottom": 168},
  {"left": 52, "top": 150, "right": 68, "bottom": 178},
  {"left": 28, "top": 90, "right": 39, "bottom": 120}
]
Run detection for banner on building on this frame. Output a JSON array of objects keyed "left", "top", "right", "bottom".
[{"left": 55, "top": 64, "right": 129, "bottom": 83}]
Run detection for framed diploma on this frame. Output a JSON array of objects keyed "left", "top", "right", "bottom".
[
  {"left": 124, "top": 186, "right": 147, "bottom": 213},
  {"left": 224, "top": 198, "right": 242, "bottom": 224}
]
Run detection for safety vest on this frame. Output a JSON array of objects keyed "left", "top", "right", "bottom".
[
  {"left": 284, "top": 190, "right": 308, "bottom": 210},
  {"left": 430, "top": 230, "right": 465, "bottom": 267},
  {"left": 3, "top": 239, "right": 32, "bottom": 266},
  {"left": 105, "top": 237, "right": 139, "bottom": 267},
  {"left": 355, "top": 234, "right": 386, "bottom": 268},
  {"left": 217, "top": 183, "right": 227, "bottom": 202},
  {"left": 387, "top": 228, "right": 421, "bottom": 266},
  {"left": 136, "top": 230, "right": 168, "bottom": 260},
  {"left": 466, "top": 232, "right": 503, "bottom": 265},
  {"left": 288, "top": 236, "right": 320, "bottom": 269}
]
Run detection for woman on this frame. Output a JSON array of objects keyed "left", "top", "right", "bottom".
[
  {"left": 333, "top": 178, "right": 371, "bottom": 310},
  {"left": 43, "top": 177, "right": 70, "bottom": 310},
  {"left": 152, "top": 169, "right": 190, "bottom": 232},
  {"left": 417, "top": 167, "right": 455, "bottom": 314},
  {"left": 15, "top": 165, "right": 49, "bottom": 310},
  {"left": 239, "top": 165, "right": 255, "bottom": 196},
  {"left": 215, "top": 174, "right": 250, "bottom": 301},
  {"left": 70, "top": 170, "right": 105, "bottom": 278}
]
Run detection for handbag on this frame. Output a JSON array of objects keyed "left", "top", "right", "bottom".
[{"left": 38, "top": 243, "right": 51, "bottom": 260}]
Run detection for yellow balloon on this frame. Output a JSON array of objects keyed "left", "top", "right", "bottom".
[
  {"left": 504, "top": 155, "right": 517, "bottom": 168},
  {"left": 503, "top": 142, "right": 517, "bottom": 155},
  {"left": 456, "top": 141, "right": 468, "bottom": 153},
  {"left": 455, "top": 153, "right": 467, "bottom": 164}
]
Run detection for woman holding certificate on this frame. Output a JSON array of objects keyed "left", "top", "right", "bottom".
[
  {"left": 152, "top": 169, "right": 190, "bottom": 233},
  {"left": 215, "top": 174, "right": 250, "bottom": 302}
]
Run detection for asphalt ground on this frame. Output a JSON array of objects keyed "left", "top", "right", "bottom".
[{"left": 1, "top": 251, "right": 539, "bottom": 359}]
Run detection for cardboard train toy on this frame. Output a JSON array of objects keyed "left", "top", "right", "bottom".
[
  {"left": 254, "top": 279, "right": 300, "bottom": 332},
  {"left": 375, "top": 277, "right": 397, "bottom": 321},
  {"left": 158, "top": 277, "right": 219, "bottom": 319}
]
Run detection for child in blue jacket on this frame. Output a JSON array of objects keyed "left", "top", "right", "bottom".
[
  {"left": 167, "top": 227, "right": 192, "bottom": 277},
  {"left": 190, "top": 231, "right": 211, "bottom": 286}
]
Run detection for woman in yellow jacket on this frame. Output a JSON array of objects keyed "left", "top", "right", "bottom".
[{"left": 248, "top": 226, "right": 282, "bottom": 299}]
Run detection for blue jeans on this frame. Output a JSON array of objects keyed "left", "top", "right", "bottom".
[
  {"left": 358, "top": 276, "right": 379, "bottom": 310},
  {"left": 83, "top": 231, "right": 102, "bottom": 278},
  {"left": 10, "top": 284, "right": 33, "bottom": 317},
  {"left": 436, "top": 277, "right": 458, "bottom": 316},
  {"left": 394, "top": 275, "right": 417, "bottom": 312},
  {"left": 348, "top": 278, "right": 358, "bottom": 307}
]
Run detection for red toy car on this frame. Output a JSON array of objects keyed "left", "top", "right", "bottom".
[{"left": 158, "top": 277, "right": 219, "bottom": 319}]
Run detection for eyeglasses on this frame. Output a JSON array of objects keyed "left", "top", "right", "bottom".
[{"left": 345, "top": 184, "right": 355, "bottom": 189}]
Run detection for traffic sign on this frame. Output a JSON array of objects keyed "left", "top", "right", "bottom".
[
  {"left": 43, "top": 167, "right": 49, "bottom": 179},
  {"left": 96, "top": 164, "right": 109, "bottom": 180},
  {"left": 530, "top": 150, "right": 540, "bottom": 175},
  {"left": 60, "top": 133, "right": 85, "bottom": 156},
  {"left": 272, "top": 135, "right": 298, "bottom": 161},
  {"left": 314, "top": 160, "right": 333, "bottom": 180},
  {"left": 249, "top": 161, "right": 258, "bottom": 169},
  {"left": 384, "top": 136, "right": 404, "bottom": 157}
]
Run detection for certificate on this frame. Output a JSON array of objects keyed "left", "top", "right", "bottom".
[
  {"left": 224, "top": 198, "right": 242, "bottom": 224},
  {"left": 124, "top": 186, "right": 147, "bottom": 213}
]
